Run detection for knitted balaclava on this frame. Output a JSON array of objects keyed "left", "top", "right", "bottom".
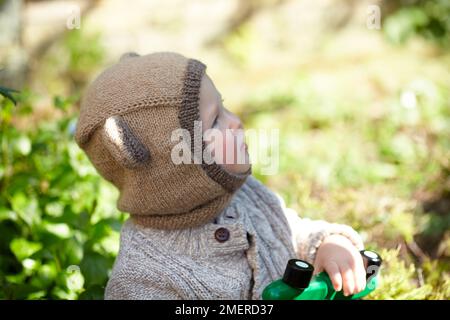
[{"left": 75, "top": 52, "right": 251, "bottom": 230}]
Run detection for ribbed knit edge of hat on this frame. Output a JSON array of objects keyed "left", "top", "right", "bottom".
[
  {"left": 130, "top": 58, "right": 251, "bottom": 230},
  {"left": 130, "top": 192, "right": 234, "bottom": 230},
  {"left": 179, "top": 59, "right": 252, "bottom": 193}
]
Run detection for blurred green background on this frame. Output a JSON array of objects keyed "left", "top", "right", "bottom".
[{"left": 0, "top": 0, "right": 449, "bottom": 299}]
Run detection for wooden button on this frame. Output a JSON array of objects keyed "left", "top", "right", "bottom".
[{"left": 214, "top": 227, "right": 230, "bottom": 242}]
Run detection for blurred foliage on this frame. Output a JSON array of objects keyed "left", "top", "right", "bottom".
[
  {"left": 368, "top": 248, "right": 450, "bottom": 299},
  {"left": 32, "top": 28, "right": 105, "bottom": 98},
  {"left": 0, "top": 27, "right": 115, "bottom": 299},
  {"left": 62, "top": 29, "right": 105, "bottom": 91},
  {"left": 246, "top": 75, "right": 450, "bottom": 190},
  {"left": 234, "top": 1, "right": 450, "bottom": 297},
  {"left": 0, "top": 93, "right": 126, "bottom": 299},
  {"left": 383, "top": 0, "right": 450, "bottom": 47},
  {"left": 0, "top": 86, "right": 18, "bottom": 105},
  {"left": 245, "top": 73, "right": 450, "bottom": 298}
]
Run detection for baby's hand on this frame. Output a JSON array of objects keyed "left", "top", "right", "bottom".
[{"left": 313, "top": 234, "right": 366, "bottom": 296}]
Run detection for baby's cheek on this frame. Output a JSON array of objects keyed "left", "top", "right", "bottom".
[
  {"left": 204, "top": 130, "right": 226, "bottom": 163},
  {"left": 205, "top": 129, "right": 245, "bottom": 165},
  {"left": 222, "top": 133, "right": 238, "bottom": 164}
]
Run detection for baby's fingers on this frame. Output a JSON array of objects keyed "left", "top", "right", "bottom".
[
  {"left": 340, "top": 265, "right": 355, "bottom": 296},
  {"left": 354, "top": 257, "right": 367, "bottom": 293},
  {"left": 324, "top": 261, "right": 342, "bottom": 292}
]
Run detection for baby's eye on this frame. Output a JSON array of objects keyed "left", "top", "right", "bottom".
[{"left": 212, "top": 114, "right": 219, "bottom": 127}]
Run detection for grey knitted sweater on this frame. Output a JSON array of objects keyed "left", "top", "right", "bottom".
[{"left": 104, "top": 175, "right": 364, "bottom": 300}]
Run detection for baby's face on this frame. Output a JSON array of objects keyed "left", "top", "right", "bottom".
[{"left": 199, "top": 74, "right": 250, "bottom": 174}]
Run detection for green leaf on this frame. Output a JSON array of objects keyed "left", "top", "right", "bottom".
[
  {"left": 44, "top": 202, "right": 65, "bottom": 218},
  {"left": 62, "top": 237, "right": 84, "bottom": 266},
  {"left": 80, "top": 252, "right": 110, "bottom": 286},
  {"left": 0, "top": 86, "right": 19, "bottom": 105},
  {"left": 78, "top": 284, "right": 104, "bottom": 300},
  {"left": 31, "top": 262, "right": 58, "bottom": 289},
  {"left": 10, "top": 238, "right": 43, "bottom": 261},
  {"left": 65, "top": 265, "right": 85, "bottom": 292},
  {"left": 0, "top": 208, "right": 18, "bottom": 222},
  {"left": 42, "top": 222, "right": 72, "bottom": 239},
  {"left": 13, "top": 135, "right": 32, "bottom": 156},
  {"left": 10, "top": 193, "right": 41, "bottom": 227}
]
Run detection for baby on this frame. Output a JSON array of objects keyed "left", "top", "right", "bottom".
[{"left": 75, "top": 52, "right": 367, "bottom": 300}]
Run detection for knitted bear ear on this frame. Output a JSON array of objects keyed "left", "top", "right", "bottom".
[
  {"left": 119, "top": 52, "right": 140, "bottom": 62},
  {"left": 101, "top": 115, "right": 151, "bottom": 169}
]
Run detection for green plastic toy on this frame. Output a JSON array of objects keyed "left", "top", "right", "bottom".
[{"left": 262, "top": 250, "right": 382, "bottom": 300}]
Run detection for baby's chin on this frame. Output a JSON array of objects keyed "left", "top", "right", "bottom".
[
  {"left": 221, "top": 162, "right": 251, "bottom": 175},
  {"left": 206, "top": 137, "right": 251, "bottom": 174},
  {"left": 220, "top": 150, "right": 251, "bottom": 174}
]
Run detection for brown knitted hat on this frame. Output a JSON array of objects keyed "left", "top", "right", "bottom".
[{"left": 74, "top": 51, "right": 251, "bottom": 230}]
